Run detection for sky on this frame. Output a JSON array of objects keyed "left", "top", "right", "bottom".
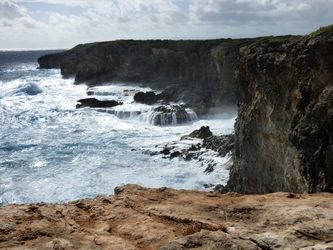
[{"left": 0, "top": 0, "right": 333, "bottom": 49}]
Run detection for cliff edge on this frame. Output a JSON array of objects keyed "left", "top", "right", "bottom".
[{"left": 229, "top": 29, "right": 333, "bottom": 193}]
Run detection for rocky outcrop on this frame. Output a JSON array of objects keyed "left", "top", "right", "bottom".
[
  {"left": 76, "top": 98, "right": 122, "bottom": 108},
  {"left": 0, "top": 185, "right": 332, "bottom": 249},
  {"left": 38, "top": 39, "right": 258, "bottom": 114},
  {"left": 134, "top": 91, "right": 159, "bottom": 105},
  {"left": 228, "top": 33, "right": 333, "bottom": 193},
  {"left": 203, "top": 134, "right": 235, "bottom": 157},
  {"left": 183, "top": 126, "right": 213, "bottom": 139},
  {"left": 149, "top": 104, "right": 197, "bottom": 126}
]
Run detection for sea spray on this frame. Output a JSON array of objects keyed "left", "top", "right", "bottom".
[{"left": 0, "top": 51, "right": 236, "bottom": 205}]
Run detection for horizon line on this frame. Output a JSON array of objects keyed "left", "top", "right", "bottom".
[{"left": 0, "top": 48, "right": 68, "bottom": 52}]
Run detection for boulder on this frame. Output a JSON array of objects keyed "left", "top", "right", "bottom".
[
  {"left": 134, "top": 90, "right": 177, "bottom": 105},
  {"left": 76, "top": 98, "right": 122, "bottom": 108},
  {"left": 182, "top": 126, "right": 213, "bottom": 140},
  {"left": 134, "top": 91, "right": 158, "bottom": 105}
]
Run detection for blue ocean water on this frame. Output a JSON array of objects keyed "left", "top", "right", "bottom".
[{"left": 0, "top": 50, "right": 235, "bottom": 205}]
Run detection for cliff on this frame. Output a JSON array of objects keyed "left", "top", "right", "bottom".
[
  {"left": 229, "top": 31, "right": 333, "bottom": 193},
  {"left": 37, "top": 28, "right": 333, "bottom": 194},
  {"left": 1, "top": 185, "right": 332, "bottom": 249},
  {"left": 38, "top": 39, "right": 256, "bottom": 114}
]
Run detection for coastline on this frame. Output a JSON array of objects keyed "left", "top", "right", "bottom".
[{"left": 1, "top": 25, "right": 332, "bottom": 249}]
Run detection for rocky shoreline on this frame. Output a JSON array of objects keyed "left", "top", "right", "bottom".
[
  {"left": 4, "top": 25, "right": 331, "bottom": 249},
  {"left": 38, "top": 26, "right": 333, "bottom": 194},
  {"left": 37, "top": 38, "right": 264, "bottom": 115},
  {"left": 1, "top": 185, "right": 332, "bottom": 249}
]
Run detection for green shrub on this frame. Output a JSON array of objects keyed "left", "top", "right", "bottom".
[{"left": 309, "top": 24, "right": 333, "bottom": 37}]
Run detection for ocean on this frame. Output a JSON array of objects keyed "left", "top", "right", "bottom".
[{"left": 0, "top": 50, "right": 235, "bottom": 205}]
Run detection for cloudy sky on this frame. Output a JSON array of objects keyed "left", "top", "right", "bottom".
[{"left": 1, "top": 0, "right": 333, "bottom": 49}]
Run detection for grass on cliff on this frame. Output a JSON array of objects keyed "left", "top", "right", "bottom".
[{"left": 309, "top": 24, "right": 333, "bottom": 37}]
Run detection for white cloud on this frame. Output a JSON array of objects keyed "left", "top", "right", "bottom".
[
  {"left": 0, "top": 0, "right": 332, "bottom": 49},
  {"left": 0, "top": 0, "right": 26, "bottom": 19}
]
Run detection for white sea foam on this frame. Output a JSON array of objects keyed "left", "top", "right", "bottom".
[{"left": 0, "top": 62, "right": 236, "bottom": 205}]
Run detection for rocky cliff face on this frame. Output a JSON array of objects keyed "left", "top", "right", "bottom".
[
  {"left": 38, "top": 31, "right": 332, "bottom": 194},
  {"left": 228, "top": 34, "right": 333, "bottom": 193},
  {"left": 38, "top": 39, "right": 255, "bottom": 114}
]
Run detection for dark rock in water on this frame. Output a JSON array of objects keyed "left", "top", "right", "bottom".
[
  {"left": 204, "top": 163, "right": 216, "bottom": 173},
  {"left": 203, "top": 184, "right": 214, "bottom": 189},
  {"left": 149, "top": 104, "right": 197, "bottom": 126},
  {"left": 160, "top": 148, "right": 171, "bottom": 155},
  {"left": 182, "top": 126, "right": 213, "bottom": 140},
  {"left": 183, "top": 152, "right": 201, "bottom": 161},
  {"left": 188, "top": 145, "right": 199, "bottom": 151},
  {"left": 156, "top": 91, "right": 173, "bottom": 104},
  {"left": 183, "top": 154, "right": 192, "bottom": 161},
  {"left": 134, "top": 90, "right": 181, "bottom": 106},
  {"left": 170, "top": 151, "right": 182, "bottom": 159},
  {"left": 76, "top": 98, "right": 122, "bottom": 108},
  {"left": 86, "top": 90, "right": 94, "bottom": 96},
  {"left": 134, "top": 91, "right": 158, "bottom": 105},
  {"left": 203, "top": 134, "right": 235, "bottom": 157}
]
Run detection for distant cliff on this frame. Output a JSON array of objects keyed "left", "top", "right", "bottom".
[
  {"left": 38, "top": 39, "right": 256, "bottom": 114},
  {"left": 228, "top": 30, "right": 333, "bottom": 193}
]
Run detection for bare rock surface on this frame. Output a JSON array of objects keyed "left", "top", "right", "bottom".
[
  {"left": 230, "top": 31, "right": 333, "bottom": 193},
  {"left": 0, "top": 185, "right": 332, "bottom": 249}
]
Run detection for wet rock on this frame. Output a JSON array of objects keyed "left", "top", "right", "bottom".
[
  {"left": 203, "top": 184, "right": 214, "bottom": 189},
  {"left": 203, "top": 134, "right": 235, "bottom": 157},
  {"left": 133, "top": 90, "right": 175, "bottom": 105},
  {"left": 86, "top": 90, "right": 94, "bottom": 96},
  {"left": 188, "top": 144, "right": 199, "bottom": 151},
  {"left": 170, "top": 151, "right": 182, "bottom": 159},
  {"left": 183, "top": 152, "right": 201, "bottom": 161},
  {"left": 182, "top": 126, "right": 213, "bottom": 140},
  {"left": 76, "top": 98, "right": 122, "bottom": 108},
  {"left": 150, "top": 104, "right": 197, "bottom": 126},
  {"left": 134, "top": 91, "right": 158, "bottom": 105},
  {"left": 204, "top": 163, "right": 216, "bottom": 173},
  {"left": 160, "top": 148, "right": 171, "bottom": 155}
]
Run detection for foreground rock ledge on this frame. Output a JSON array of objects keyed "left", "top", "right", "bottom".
[{"left": 0, "top": 185, "right": 332, "bottom": 249}]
